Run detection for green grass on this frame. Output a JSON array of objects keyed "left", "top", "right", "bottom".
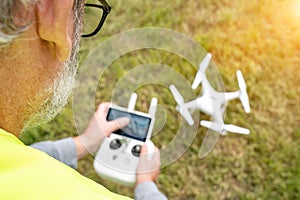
[{"left": 20, "top": 0, "right": 300, "bottom": 199}]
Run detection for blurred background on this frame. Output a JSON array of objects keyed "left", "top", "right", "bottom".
[{"left": 21, "top": 0, "right": 300, "bottom": 199}]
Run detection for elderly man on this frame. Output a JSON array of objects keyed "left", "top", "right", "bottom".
[{"left": 0, "top": 0, "right": 167, "bottom": 199}]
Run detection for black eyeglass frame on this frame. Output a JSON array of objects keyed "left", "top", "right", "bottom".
[{"left": 81, "top": 0, "right": 111, "bottom": 37}]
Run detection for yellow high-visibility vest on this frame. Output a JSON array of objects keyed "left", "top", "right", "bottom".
[{"left": 0, "top": 128, "right": 132, "bottom": 200}]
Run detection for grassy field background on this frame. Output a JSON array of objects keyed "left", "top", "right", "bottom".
[{"left": 21, "top": 0, "right": 300, "bottom": 199}]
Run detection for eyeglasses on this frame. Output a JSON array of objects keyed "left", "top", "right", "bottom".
[{"left": 82, "top": 0, "right": 111, "bottom": 37}]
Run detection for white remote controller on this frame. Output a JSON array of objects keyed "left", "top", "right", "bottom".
[{"left": 94, "top": 93, "right": 157, "bottom": 186}]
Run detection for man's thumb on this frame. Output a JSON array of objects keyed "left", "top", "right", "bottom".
[{"left": 106, "top": 117, "right": 130, "bottom": 133}]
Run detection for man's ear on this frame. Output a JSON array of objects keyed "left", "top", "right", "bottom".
[{"left": 36, "top": 0, "right": 74, "bottom": 61}]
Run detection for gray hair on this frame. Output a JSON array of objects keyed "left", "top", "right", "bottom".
[{"left": 0, "top": 0, "right": 33, "bottom": 45}]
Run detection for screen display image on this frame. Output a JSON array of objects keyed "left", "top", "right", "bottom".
[{"left": 106, "top": 108, "right": 151, "bottom": 142}]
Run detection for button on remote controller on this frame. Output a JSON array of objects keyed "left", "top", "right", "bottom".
[
  {"left": 131, "top": 145, "right": 141, "bottom": 157},
  {"left": 109, "top": 139, "right": 122, "bottom": 149}
]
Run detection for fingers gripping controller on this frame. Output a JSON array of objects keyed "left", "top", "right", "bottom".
[{"left": 145, "top": 140, "right": 155, "bottom": 160}]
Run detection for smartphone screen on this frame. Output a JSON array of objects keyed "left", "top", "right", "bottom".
[{"left": 106, "top": 107, "right": 151, "bottom": 142}]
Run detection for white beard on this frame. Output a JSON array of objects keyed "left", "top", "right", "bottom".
[{"left": 22, "top": 52, "right": 78, "bottom": 132}]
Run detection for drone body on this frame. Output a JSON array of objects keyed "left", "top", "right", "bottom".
[{"left": 170, "top": 53, "right": 250, "bottom": 135}]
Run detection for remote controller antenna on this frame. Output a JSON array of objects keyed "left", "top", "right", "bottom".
[
  {"left": 148, "top": 97, "right": 158, "bottom": 118},
  {"left": 147, "top": 97, "right": 158, "bottom": 139},
  {"left": 128, "top": 93, "right": 137, "bottom": 112}
]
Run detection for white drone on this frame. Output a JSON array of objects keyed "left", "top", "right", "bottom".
[{"left": 169, "top": 53, "right": 251, "bottom": 135}]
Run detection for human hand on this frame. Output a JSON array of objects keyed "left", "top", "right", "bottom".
[
  {"left": 73, "top": 102, "right": 130, "bottom": 159},
  {"left": 135, "top": 144, "right": 161, "bottom": 187}
]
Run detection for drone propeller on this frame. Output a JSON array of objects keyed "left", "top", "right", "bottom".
[
  {"left": 200, "top": 120, "right": 250, "bottom": 135},
  {"left": 191, "top": 53, "right": 212, "bottom": 90},
  {"left": 169, "top": 85, "right": 184, "bottom": 105},
  {"left": 236, "top": 70, "right": 250, "bottom": 113},
  {"left": 191, "top": 73, "right": 202, "bottom": 90},
  {"left": 169, "top": 85, "right": 195, "bottom": 125}
]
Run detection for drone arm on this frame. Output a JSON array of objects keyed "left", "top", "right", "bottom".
[
  {"left": 224, "top": 91, "right": 240, "bottom": 102},
  {"left": 184, "top": 99, "right": 200, "bottom": 111}
]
